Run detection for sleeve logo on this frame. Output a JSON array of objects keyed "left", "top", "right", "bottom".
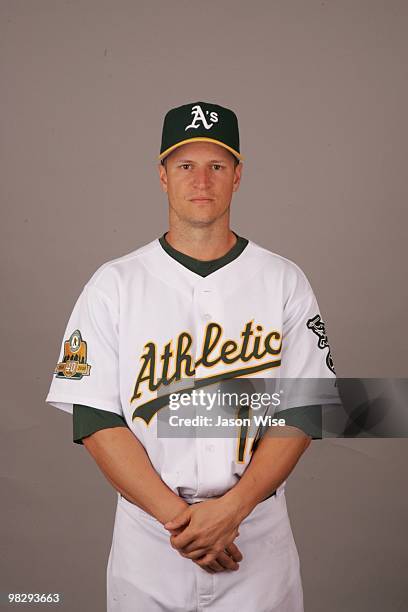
[
  {"left": 306, "top": 315, "right": 336, "bottom": 374},
  {"left": 54, "top": 329, "right": 91, "bottom": 380}
]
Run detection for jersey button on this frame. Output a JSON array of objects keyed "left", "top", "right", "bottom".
[
  {"left": 205, "top": 444, "right": 215, "bottom": 452},
  {"left": 203, "top": 313, "right": 212, "bottom": 320}
]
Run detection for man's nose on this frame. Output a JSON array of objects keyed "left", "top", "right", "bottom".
[{"left": 192, "top": 167, "right": 213, "bottom": 188}]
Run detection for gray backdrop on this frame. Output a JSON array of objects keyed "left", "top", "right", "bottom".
[{"left": 1, "top": 1, "right": 407, "bottom": 610}]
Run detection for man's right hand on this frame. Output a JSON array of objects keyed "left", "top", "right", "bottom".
[
  {"left": 165, "top": 501, "right": 243, "bottom": 574},
  {"left": 194, "top": 541, "right": 243, "bottom": 573},
  {"left": 168, "top": 525, "right": 243, "bottom": 573}
]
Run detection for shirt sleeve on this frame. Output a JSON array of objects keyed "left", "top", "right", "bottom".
[
  {"left": 73, "top": 404, "right": 129, "bottom": 445},
  {"left": 277, "top": 287, "right": 340, "bottom": 418},
  {"left": 279, "top": 404, "right": 322, "bottom": 439},
  {"left": 45, "top": 282, "right": 123, "bottom": 416},
  {"left": 281, "top": 288, "right": 336, "bottom": 378}
]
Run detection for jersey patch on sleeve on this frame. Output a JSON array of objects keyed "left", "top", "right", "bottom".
[
  {"left": 54, "top": 329, "right": 92, "bottom": 380},
  {"left": 306, "top": 314, "right": 336, "bottom": 374}
]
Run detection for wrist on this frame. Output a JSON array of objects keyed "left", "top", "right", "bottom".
[
  {"left": 220, "top": 487, "right": 256, "bottom": 524},
  {"left": 157, "top": 497, "right": 189, "bottom": 526}
]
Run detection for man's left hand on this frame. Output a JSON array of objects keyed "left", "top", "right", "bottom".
[{"left": 163, "top": 497, "right": 241, "bottom": 561}]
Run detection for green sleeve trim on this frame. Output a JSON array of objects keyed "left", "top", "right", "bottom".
[
  {"left": 73, "top": 404, "right": 129, "bottom": 445},
  {"left": 279, "top": 405, "right": 322, "bottom": 439}
]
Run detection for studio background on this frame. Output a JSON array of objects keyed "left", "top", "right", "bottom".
[{"left": 1, "top": 1, "right": 407, "bottom": 610}]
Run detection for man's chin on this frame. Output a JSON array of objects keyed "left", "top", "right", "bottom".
[
  {"left": 182, "top": 215, "right": 220, "bottom": 228},
  {"left": 184, "top": 209, "right": 231, "bottom": 228}
]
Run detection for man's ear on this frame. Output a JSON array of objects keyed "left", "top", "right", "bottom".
[
  {"left": 232, "top": 162, "right": 243, "bottom": 193},
  {"left": 158, "top": 162, "right": 168, "bottom": 193}
]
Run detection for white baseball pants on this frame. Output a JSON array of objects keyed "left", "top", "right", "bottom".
[{"left": 107, "top": 491, "right": 304, "bottom": 611}]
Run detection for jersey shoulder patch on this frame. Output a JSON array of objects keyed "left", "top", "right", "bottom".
[{"left": 54, "top": 329, "right": 92, "bottom": 380}]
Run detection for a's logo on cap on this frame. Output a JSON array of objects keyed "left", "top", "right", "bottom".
[{"left": 185, "top": 104, "right": 219, "bottom": 131}]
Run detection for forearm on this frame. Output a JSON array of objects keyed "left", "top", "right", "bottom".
[
  {"left": 83, "top": 427, "right": 188, "bottom": 524},
  {"left": 223, "top": 426, "right": 311, "bottom": 522}
]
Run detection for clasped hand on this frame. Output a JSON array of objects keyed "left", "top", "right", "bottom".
[{"left": 164, "top": 497, "right": 243, "bottom": 574}]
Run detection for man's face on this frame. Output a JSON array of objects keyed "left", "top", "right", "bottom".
[{"left": 158, "top": 141, "right": 242, "bottom": 227}]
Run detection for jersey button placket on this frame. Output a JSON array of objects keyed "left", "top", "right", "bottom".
[
  {"left": 192, "top": 284, "right": 205, "bottom": 498},
  {"left": 194, "top": 283, "right": 215, "bottom": 501},
  {"left": 201, "top": 286, "right": 213, "bottom": 322}
]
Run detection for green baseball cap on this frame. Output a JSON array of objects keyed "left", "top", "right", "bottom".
[{"left": 158, "top": 101, "right": 243, "bottom": 163}]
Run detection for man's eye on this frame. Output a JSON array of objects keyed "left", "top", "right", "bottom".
[
  {"left": 213, "top": 164, "right": 222, "bottom": 170},
  {"left": 181, "top": 164, "right": 191, "bottom": 170}
]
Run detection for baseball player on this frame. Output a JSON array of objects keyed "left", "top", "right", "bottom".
[{"left": 46, "top": 101, "right": 339, "bottom": 611}]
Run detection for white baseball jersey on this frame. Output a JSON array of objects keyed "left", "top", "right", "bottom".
[{"left": 46, "top": 237, "right": 338, "bottom": 502}]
